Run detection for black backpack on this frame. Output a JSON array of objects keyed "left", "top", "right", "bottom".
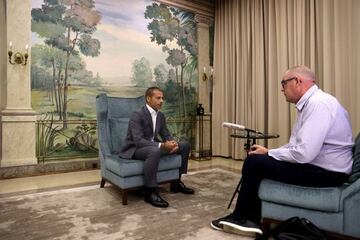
[{"left": 256, "top": 217, "right": 327, "bottom": 240}]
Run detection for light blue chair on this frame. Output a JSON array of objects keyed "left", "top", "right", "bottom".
[
  {"left": 96, "top": 93, "right": 182, "bottom": 205},
  {"left": 259, "top": 133, "right": 360, "bottom": 239}
]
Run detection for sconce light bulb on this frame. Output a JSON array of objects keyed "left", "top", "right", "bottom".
[
  {"left": 25, "top": 44, "right": 29, "bottom": 51},
  {"left": 202, "top": 73, "right": 207, "bottom": 81},
  {"left": 9, "top": 41, "right": 13, "bottom": 50}
]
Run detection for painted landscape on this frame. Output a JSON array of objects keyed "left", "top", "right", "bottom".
[{"left": 31, "top": 0, "right": 198, "bottom": 160}]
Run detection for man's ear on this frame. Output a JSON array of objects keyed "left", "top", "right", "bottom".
[{"left": 146, "top": 96, "right": 150, "bottom": 103}]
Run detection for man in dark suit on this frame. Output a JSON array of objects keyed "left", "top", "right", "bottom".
[{"left": 119, "top": 87, "right": 194, "bottom": 208}]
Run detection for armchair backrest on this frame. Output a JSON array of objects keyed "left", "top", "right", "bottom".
[
  {"left": 96, "top": 93, "right": 144, "bottom": 155},
  {"left": 347, "top": 132, "right": 360, "bottom": 183}
]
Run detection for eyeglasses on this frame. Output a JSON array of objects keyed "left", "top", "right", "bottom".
[{"left": 281, "top": 77, "right": 297, "bottom": 88}]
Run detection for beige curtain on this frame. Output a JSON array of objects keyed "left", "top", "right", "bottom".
[{"left": 212, "top": 0, "right": 360, "bottom": 159}]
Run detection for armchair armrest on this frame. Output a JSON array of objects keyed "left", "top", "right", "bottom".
[
  {"left": 341, "top": 178, "right": 360, "bottom": 201},
  {"left": 340, "top": 178, "right": 360, "bottom": 237}
]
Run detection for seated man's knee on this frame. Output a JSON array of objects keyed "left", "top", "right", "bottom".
[
  {"left": 242, "top": 154, "right": 266, "bottom": 172},
  {"left": 152, "top": 148, "right": 164, "bottom": 156},
  {"left": 143, "top": 146, "right": 163, "bottom": 159},
  {"left": 179, "top": 140, "right": 190, "bottom": 150},
  {"left": 178, "top": 140, "right": 190, "bottom": 154}
]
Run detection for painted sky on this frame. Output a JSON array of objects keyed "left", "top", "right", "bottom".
[{"left": 31, "top": 0, "right": 171, "bottom": 83}]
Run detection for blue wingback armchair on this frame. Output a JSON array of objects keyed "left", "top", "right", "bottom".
[
  {"left": 96, "top": 93, "right": 182, "bottom": 205},
  {"left": 259, "top": 133, "right": 360, "bottom": 239}
]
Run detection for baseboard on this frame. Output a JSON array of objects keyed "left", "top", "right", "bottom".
[{"left": 0, "top": 158, "right": 100, "bottom": 179}]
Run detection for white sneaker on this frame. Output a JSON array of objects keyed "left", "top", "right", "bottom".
[
  {"left": 210, "top": 214, "right": 234, "bottom": 231},
  {"left": 220, "top": 218, "right": 263, "bottom": 236}
]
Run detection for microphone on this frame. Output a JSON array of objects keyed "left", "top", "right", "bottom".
[
  {"left": 222, "top": 122, "right": 245, "bottom": 130},
  {"left": 222, "top": 122, "right": 262, "bottom": 134}
]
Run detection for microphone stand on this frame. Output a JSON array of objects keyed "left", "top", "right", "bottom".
[{"left": 227, "top": 128, "right": 260, "bottom": 209}]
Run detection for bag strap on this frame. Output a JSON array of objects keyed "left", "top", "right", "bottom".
[
  {"left": 256, "top": 217, "right": 327, "bottom": 240},
  {"left": 255, "top": 217, "right": 302, "bottom": 240},
  {"left": 299, "top": 218, "right": 327, "bottom": 239}
]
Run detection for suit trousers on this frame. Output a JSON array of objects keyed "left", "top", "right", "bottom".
[
  {"left": 233, "top": 154, "right": 349, "bottom": 223},
  {"left": 133, "top": 141, "right": 190, "bottom": 188}
]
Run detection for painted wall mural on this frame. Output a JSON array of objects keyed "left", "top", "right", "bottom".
[{"left": 31, "top": 0, "right": 198, "bottom": 161}]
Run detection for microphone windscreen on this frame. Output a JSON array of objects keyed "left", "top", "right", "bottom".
[{"left": 222, "top": 122, "right": 245, "bottom": 130}]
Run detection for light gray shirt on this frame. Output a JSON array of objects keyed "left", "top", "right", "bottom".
[{"left": 269, "top": 85, "right": 354, "bottom": 174}]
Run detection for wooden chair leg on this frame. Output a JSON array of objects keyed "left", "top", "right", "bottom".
[
  {"left": 261, "top": 218, "right": 271, "bottom": 234},
  {"left": 122, "top": 190, "right": 128, "bottom": 205},
  {"left": 100, "top": 178, "right": 106, "bottom": 188}
]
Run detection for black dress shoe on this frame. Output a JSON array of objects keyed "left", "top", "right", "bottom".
[
  {"left": 144, "top": 191, "right": 169, "bottom": 208},
  {"left": 170, "top": 181, "right": 195, "bottom": 194}
]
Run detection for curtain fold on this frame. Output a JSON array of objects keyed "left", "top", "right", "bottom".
[{"left": 213, "top": 0, "right": 360, "bottom": 159}]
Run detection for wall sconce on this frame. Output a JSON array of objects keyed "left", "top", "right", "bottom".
[
  {"left": 8, "top": 42, "right": 29, "bottom": 65},
  {"left": 210, "top": 68, "right": 214, "bottom": 82},
  {"left": 202, "top": 67, "right": 208, "bottom": 81}
]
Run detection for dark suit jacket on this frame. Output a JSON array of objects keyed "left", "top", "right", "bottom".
[{"left": 118, "top": 106, "right": 173, "bottom": 159}]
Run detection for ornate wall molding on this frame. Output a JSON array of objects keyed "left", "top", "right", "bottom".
[
  {"left": 194, "top": 13, "right": 214, "bottom": 25},
  {"left": 155, "top": 0, "right": 214, "bottom": 18}
]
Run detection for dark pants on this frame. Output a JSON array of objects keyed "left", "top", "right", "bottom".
[
  {"left": 133, "top": 141, "right": 190, "bottom": 188},
  {"left": 233, "top": 154, "right": 349, "bottom": 223}
]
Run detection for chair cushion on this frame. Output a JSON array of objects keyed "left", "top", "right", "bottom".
[
  {"left": 105, "top": 154, "right": 182, "bottom": 177},
  {"left": 348, "top": 133, "right": 360, "bottom": 183},
  {"left": 109, "top": 118, "right": 129, "bottom": 154},
  {"left": 259, "top": 179, "right": 343, "bottom": 212}
]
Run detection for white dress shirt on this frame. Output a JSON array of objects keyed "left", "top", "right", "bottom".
[
  {"left": 268, "top": 85, "right": 354, "bottom": 174},
  {"left": 146, "top": 104, "right": 161, "bottom": 148}
]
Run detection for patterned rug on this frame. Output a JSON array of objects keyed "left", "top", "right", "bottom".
[{"left": 0, "top": 169, "right": 253, "bottom": 240}]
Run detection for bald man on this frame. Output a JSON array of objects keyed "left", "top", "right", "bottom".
[{"left": 211, "top": 66, "right": 354, "bottom": 236}]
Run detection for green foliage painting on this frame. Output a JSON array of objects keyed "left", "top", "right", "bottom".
[
  {"left": 31, "top": 0, "right": 198, "bottom": 160},
  {"left": 32, "top": 0, "right": 101, "bottom": 129},
  {"left": 145, "top": 3, "right": 198, "bottom": 117}
]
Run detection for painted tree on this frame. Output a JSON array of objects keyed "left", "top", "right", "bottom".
[
  {"left": 176, "top": 10, "right": 198, "bottom": 91},
  {"left": 32, "top": 0, "right": 101, "bottom": 128},
  {"left": 31, "top": 44, "right": 97, "bottom": 118},
  {"left": 154, "top": 63, "right": 168, "bottom": 88},
  {"left": 31, "top": 44, "right": 65, "bottom": 115},
  {"left": 31, "top": 66, "right": 52, "bottom": 92},
  {"left": 72, "top": 68, "right": 101, "bottom": 87},
  {"left": 131, "top": 57, "right": 153, "bottom": 87},
  {"left": 145, "top": 3, "right": 197, "bottom": 117},
  {"left": 164, "top": 79, "right": 180, "bottom": 105}
]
